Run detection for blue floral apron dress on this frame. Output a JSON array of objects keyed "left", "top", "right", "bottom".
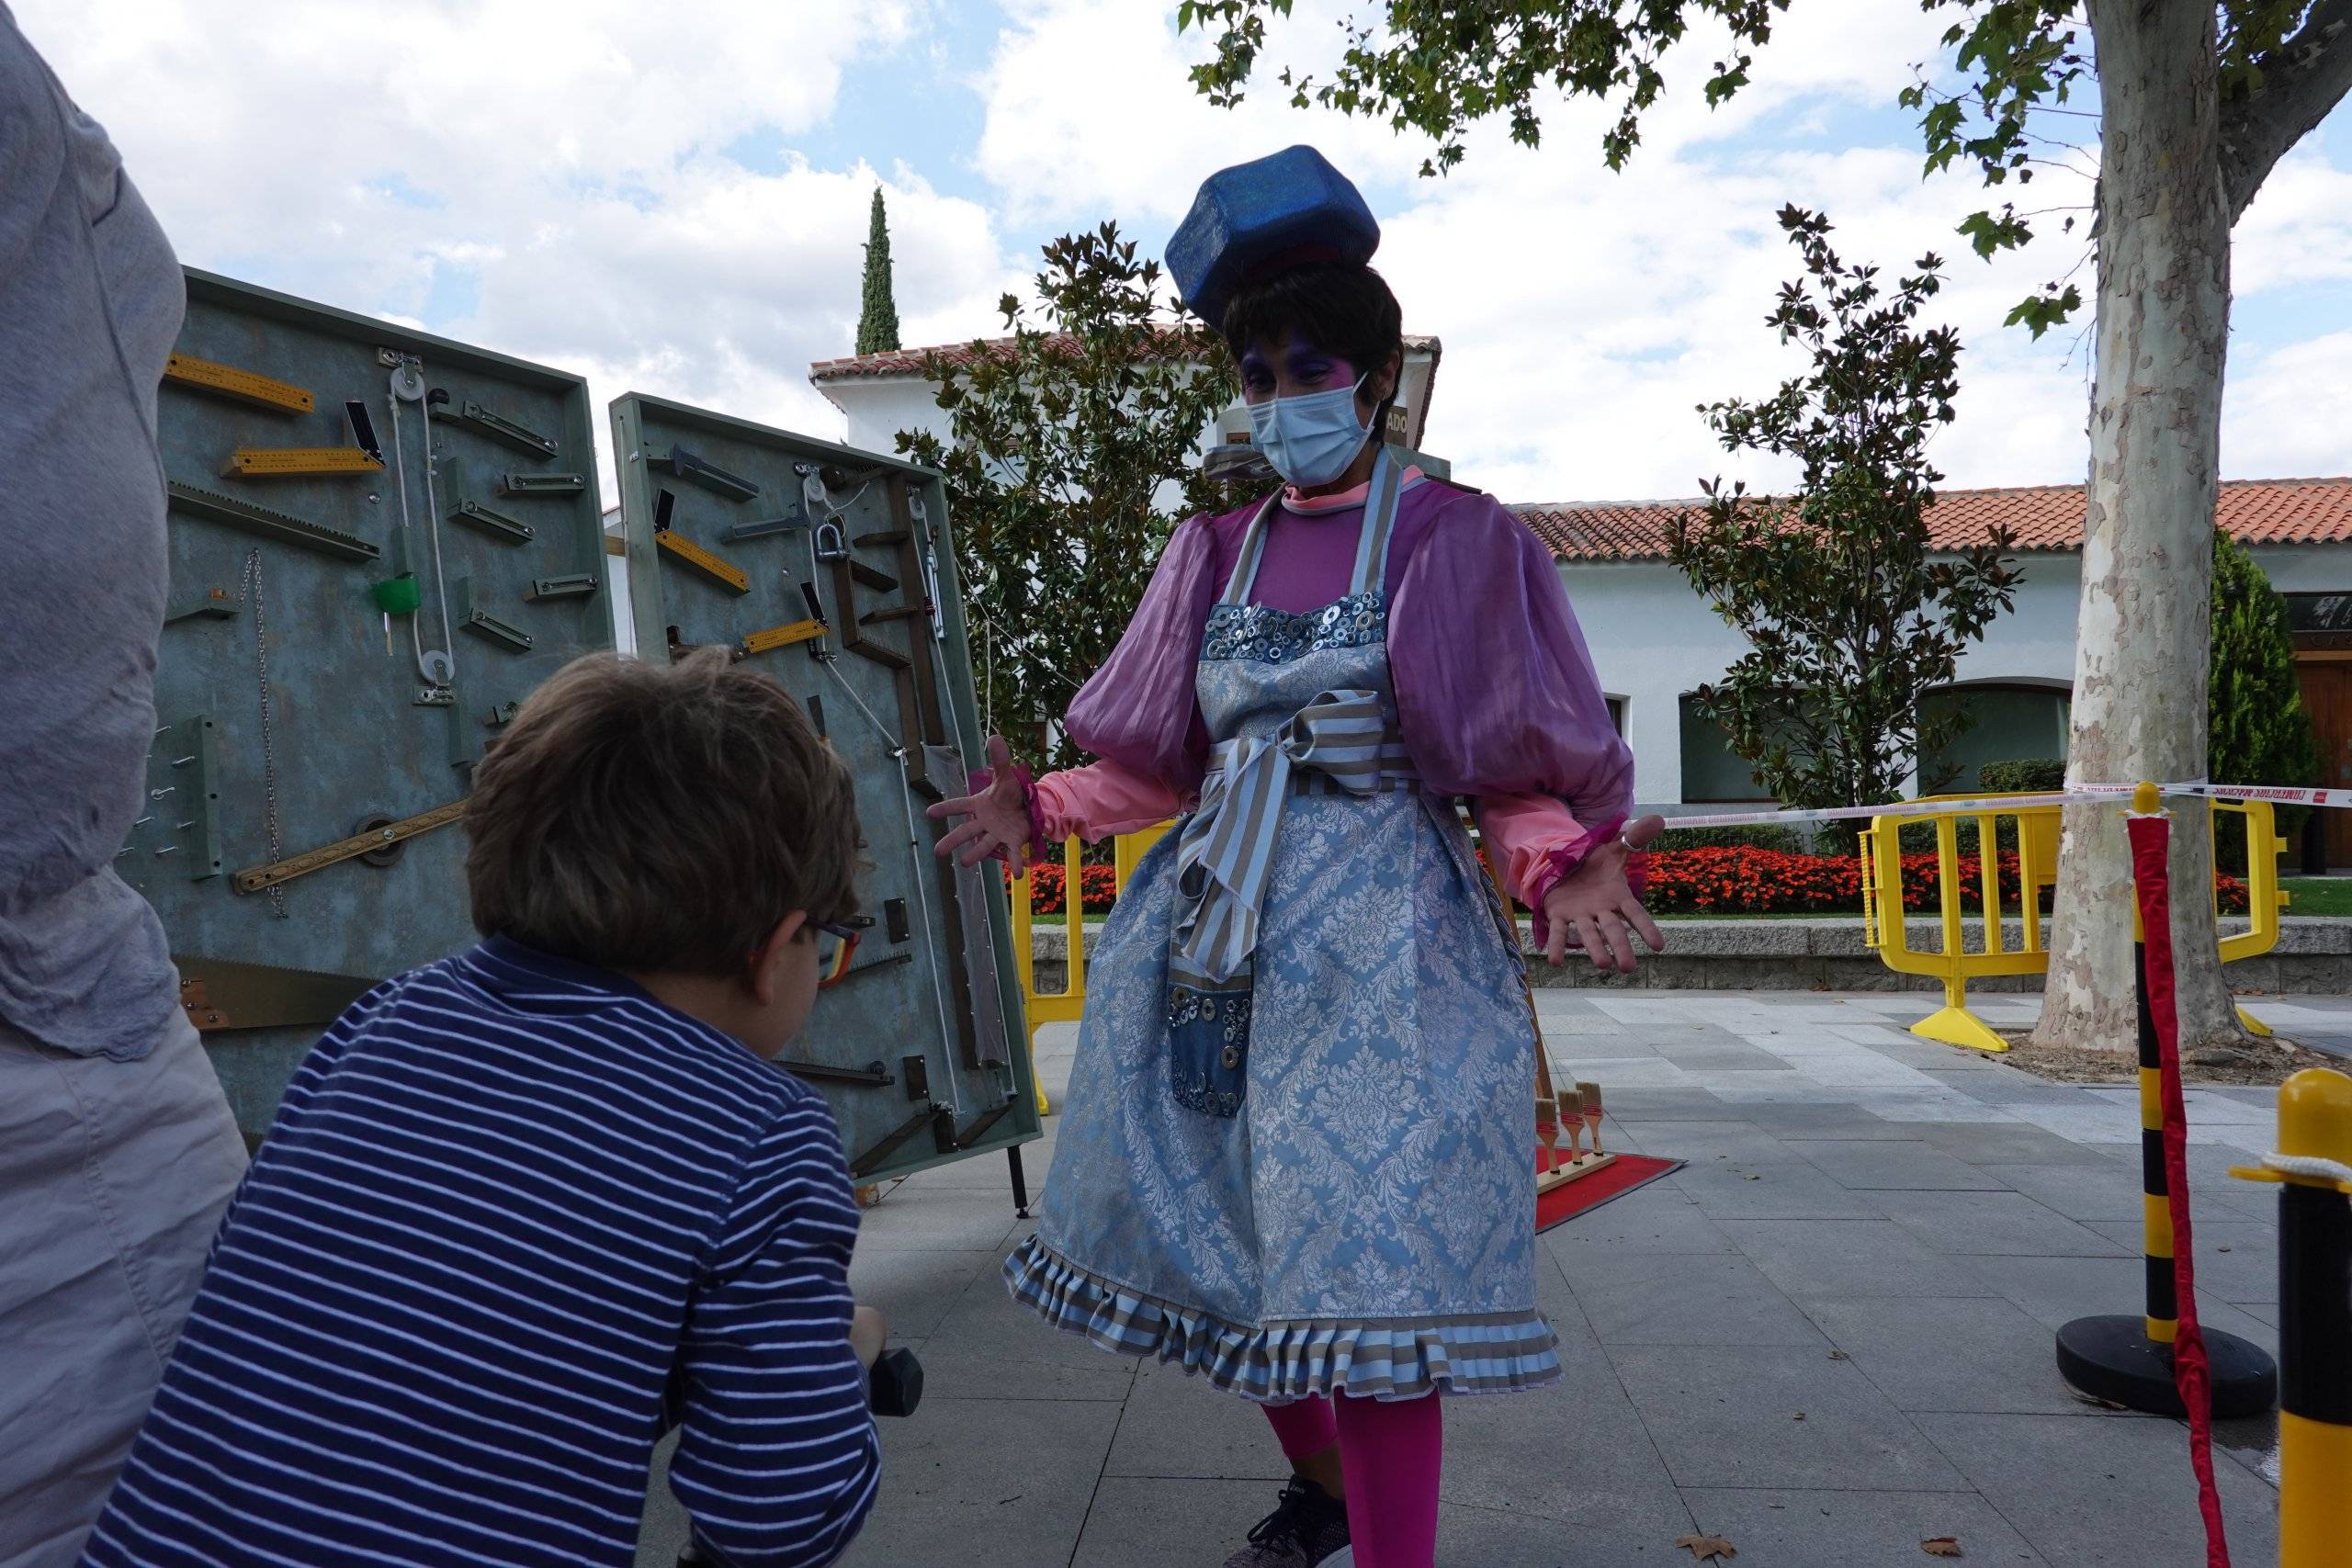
[{"left": 1006, "top": 452, "right": 1560, "bottom": 1402}]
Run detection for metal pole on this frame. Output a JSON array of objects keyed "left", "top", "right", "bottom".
[{"left": 2053, "top": 783, "right": 2278, "bottom": 1417}]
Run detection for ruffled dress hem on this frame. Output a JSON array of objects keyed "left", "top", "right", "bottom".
[{"left": 1004, "top": 1236, "right": 1563, "bottom": 1403}]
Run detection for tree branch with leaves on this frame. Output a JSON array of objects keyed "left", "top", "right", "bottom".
[
  {"left": 897, "top": 224, "right": 1236, "bottom": 771},
  {"left": 1673, "top": 207, "right": 2022, "bottom": 830}
]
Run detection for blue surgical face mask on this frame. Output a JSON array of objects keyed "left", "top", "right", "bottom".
[{"left": 1246, "top": 373, "right": 1373, "bottom": 488}]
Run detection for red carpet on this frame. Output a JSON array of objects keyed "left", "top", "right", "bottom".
[{"left": 1533, "top": 1152, "right": 1684, "bottom": 1234}]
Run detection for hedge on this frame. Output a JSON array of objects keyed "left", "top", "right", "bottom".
[
  {"left": 1016, "top": 862, "right": 1118, "bottom": 915},
  {"left": 1649, "top": 823, "right": 1805, "bottom": 853},
  {"left": 1979, "top": 759, "right": 2065, "bottom": 794},
  {"left": 1013, "top": 844, "right": 2252, "bottom": 919},
  {"left": 1638, "top": 844, "right": 2248, "bottom": 917}
]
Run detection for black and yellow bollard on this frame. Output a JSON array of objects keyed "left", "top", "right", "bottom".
[
  {"left": 2233, "top": 1068, "right": 2352, "bottom": 1568},
  {"left": 2053, "top": 784, "right": 2278, "bottom": 1416}
]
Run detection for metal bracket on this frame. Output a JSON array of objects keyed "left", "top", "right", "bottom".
[
  {"left": 778, "top": 1058, "right": 896, "bottom": 1088},
  {"left": 484, "top": 701, "right": 520, "bottom": 728},
  {"left": 526, "top": 573, "right": 600, "bottom": 601},
  {"left": 448, "top": 499, "right": 535, "bottom": 544},
  {"left": 454, "top": 578, "right": 534, "bottom": 653},
  {"left": 497, "top": 471, "right": 587, "bottom": 497},
  {"left": 829, "top": 951, "right": 915, "bottom": 986},
  {"left": 728, "top": 513, "right": 808, "bottom": 542},
  {"left": 650, "top": 444, "right": 760, "bottom": 502},
  {"left": 952, "top": 1099, "right": 1015, "bottom": 1150},
  {"left": 164, "top": 587, "right": 239, "bottom": 625},
  {"left": 430, "top": 397, "right": 559, "bottom": 457},
  {"left": 850, "top": 1106, "right": 954, "bottom": 1178},
  {"left": 167, "top": 481, "right": 381, "bottom": 562}
]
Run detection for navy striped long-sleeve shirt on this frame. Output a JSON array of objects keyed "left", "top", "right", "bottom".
[{"left": 78, "top": 936, "right": 881, "bottom": 1568}]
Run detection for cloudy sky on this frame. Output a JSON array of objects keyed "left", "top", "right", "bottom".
[{"left": 26, "top": 0, "right": 2349, "bottom": 507}]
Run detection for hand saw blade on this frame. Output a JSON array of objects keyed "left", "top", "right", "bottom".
[{"left": 175, "top": 956, "right": 380, "bottom": 1032}]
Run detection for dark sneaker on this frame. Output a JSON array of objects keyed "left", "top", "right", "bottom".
[{"left": 1222, "top": 1476, "right": 1351, "bottom": 1568}]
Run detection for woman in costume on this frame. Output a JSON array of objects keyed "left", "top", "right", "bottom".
[{"left": 930, "top": 146, "right": 1662, "bottom": 1568}]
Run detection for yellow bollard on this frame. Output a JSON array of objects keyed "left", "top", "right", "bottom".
[{"left": 2237, "top": 1068, "right": 2352, "bottom": 1568}]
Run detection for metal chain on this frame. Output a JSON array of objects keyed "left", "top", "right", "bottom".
[{"left": 238, "top": 548, "right": 287, "bottom": 919}]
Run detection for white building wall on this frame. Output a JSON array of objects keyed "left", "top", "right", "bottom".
[{"left": 1564, "top": 545, "right": 2352, "bottom": 811}]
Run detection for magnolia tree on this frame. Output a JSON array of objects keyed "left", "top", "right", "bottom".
[
  {"left": 1674, "top": 206, "right": 2022, "bottom": 838},
  {"left": 1182, "top": 0, "right": 2352, "bottom": 1051},
  {"left": 897, "top": 224, "right": 1236, "bottom": 769}
]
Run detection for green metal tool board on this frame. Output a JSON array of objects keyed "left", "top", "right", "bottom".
[
  {"left": 152, "top": 269, "right": 615, "bottom": 1135},
  {"left": 610, "top": 393, "right": 1039, "bottom": 1181}
]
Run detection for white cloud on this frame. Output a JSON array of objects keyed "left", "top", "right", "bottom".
[
  {"left": 2232, "top": 147, "right": 2352, "bottom": 297},
  {"left": 973, "top": 0, "right": 2097, "bottom": 500},
  {"left": 17, "top": 0, "right": 1018, "bottom": 491},
  {"left": 2222, "top": 332, "right": 2352, "bottom": 477},
  {"left": 972, "top": 0, "right": 2348, "bottom": 501},
  {"left": 17, "top": 0, "right": 2346, "bottom": 513}
]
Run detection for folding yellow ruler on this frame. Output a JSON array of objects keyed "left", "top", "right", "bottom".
[
  {"left": 164, "top": 353, "right": 314, "bottom": 414},
  {"left": 222, "top": 447, "right": 385, "bottom": 479},
  {"left": 233, "top": 799, "right": 467, "bottom": 895},
  {"left": 737, "top": 618, "right": 825, "bottom": 658},
  {"left": 656, "top": 529, "right": 750, "bottom": 593}
]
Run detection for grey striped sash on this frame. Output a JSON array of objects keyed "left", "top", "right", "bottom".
[{"left": 1170, "top": 689, "right": 1404, "bottom": 986}]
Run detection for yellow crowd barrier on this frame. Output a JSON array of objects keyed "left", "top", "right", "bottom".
[
  {"left": 1860, "top": 792, "right": 2288, "bottom": 1054},
  {"left": 1007, "top": 822, "right": 1171, "bottom": 1116}
]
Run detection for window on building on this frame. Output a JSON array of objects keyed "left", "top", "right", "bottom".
[
  {"left": 2284, "top": 593, "right": 2352, "bottom": 633},
  {"left": 1605, "top": 696, "right": 1626, "bottom": 736},
  {"left": 1917, "top": 683, "right": 2071, "bottom": 794},
  {"left": 1678, "top": 694, "right": 1775, "bottom": 802}
]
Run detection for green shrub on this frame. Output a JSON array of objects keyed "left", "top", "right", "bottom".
[
  {"left": 2210, "top": 529, "right": 2318, "bottom": 872},
  {"left": 1979, "top": 759, "right": 2064, "bottom": 794},
  {"left": 1651, "top": 823, "right": 1804, "bottom": 854},
  {"left": 1898, "top": 818, "right": 1990, "bottom": 854}
]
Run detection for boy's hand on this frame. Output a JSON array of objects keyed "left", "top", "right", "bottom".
[{"left": 850, "top": 1304, "right": 888, "bottom": 1370}]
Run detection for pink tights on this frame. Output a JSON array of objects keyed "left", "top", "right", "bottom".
[{"left": 1261, "top": 1393, "right": 1442, "bottom": 1568}]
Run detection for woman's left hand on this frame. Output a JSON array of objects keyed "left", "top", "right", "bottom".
[{"left": 1542, "top": 814, "right": 1668, "bottom": 974}]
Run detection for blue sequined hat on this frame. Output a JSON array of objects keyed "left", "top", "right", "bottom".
[{"left": 1167, "top": 145, "right": 1380, "bottom": 329}]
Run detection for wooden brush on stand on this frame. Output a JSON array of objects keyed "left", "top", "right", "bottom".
[{"left": 1555, "top": 1088, "right": 1586, "bottom": 1164}]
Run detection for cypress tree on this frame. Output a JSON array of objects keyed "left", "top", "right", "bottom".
[
  {"left": 2209, "top": 526, "right": 2319, "bottom": 866},
  {"left": 855, "top": 187, "right": 900, "bottom": 356}
]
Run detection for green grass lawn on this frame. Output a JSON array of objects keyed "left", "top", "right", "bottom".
[{"left": 2282, "top": 877, "right": 2352, "bottom": 916}]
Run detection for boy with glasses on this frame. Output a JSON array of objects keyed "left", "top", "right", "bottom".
[{"left": 81, "top": 649, "right": 889, "bottom": 1568}]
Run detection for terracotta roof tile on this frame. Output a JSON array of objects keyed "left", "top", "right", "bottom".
[
  {"left": 811, "top": 330, "right": 1440, "bottom": 382},
  {"left": 1515, "top": 479, "right": 2352, "bottom": 561}
]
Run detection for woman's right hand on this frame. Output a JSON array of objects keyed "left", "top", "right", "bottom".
[{"left": 926, "top": 734, "right": 1035, "bottom": 868}]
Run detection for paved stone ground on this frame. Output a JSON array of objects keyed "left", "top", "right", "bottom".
[{"left": 637, "top": 991, "right": 2311, "bottom": 1568}]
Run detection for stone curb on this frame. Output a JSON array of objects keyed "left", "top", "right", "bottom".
[{"left": 1026, "top": 915, "right": 2352, "bottom": 994}]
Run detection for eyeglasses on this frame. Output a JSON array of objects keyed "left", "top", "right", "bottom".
[{"left": 813, "top": 918, "right": 867, "bottom": 989}]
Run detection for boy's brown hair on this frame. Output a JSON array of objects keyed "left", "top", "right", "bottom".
[{"left": 466, "top": 649, "right": 861, "bottom": 976}]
